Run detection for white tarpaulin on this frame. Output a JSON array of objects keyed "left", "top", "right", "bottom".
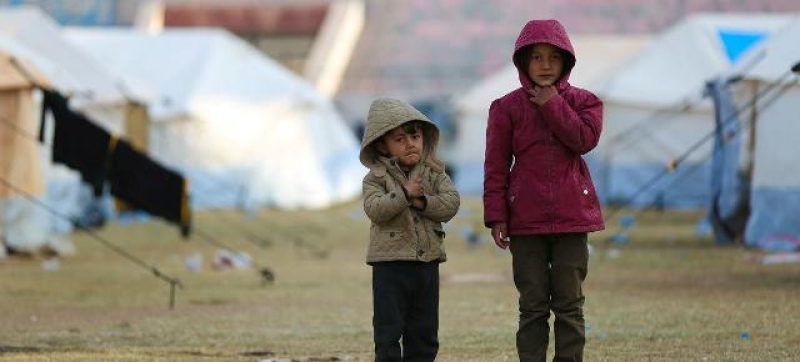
[{"left": 67, "top": 28, "right": 363, "bottom": 209}]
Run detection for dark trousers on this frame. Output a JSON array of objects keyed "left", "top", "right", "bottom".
[
  {"left": 372, "top": 261, "right": 439, "bottom": 362},
  {"left": 509, "top": 233, "right": 589, "bottom": 362}
]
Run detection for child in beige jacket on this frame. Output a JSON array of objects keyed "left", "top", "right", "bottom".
[{"left": 359, "top": 97, "right": 460, "bottom": 362}]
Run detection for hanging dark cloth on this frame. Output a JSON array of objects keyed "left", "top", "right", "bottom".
[
  {"left": 108, "top": 139, "right": 191, "bottom": 237},
  {"left": 41, "top": 90, "right": 110, "bottom": 196}
]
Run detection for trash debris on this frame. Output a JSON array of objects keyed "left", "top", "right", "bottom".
[
  {"left": 610, "top": 232, "right": 629, "bottom": 245},
  {"left": 620, "top": 214, "right": 635, "bottom": 228},
  {"left": 740, "top": 331, "right": 751, "bottom": 340},
  {"left": 41, "top": 257, "right": 60, "bottom": 271},
  {"left": 213, "top": 249, "right": 252, "bottom": 270},
  {"left": 760, "top": 252, "right": 800, "bottom": 265},
  {"left": 459, "top": 225, "right": 482, "bottom": 248},
  {"left": 694, "top": 218, "right": 713, "bottom": 237},
  {"left": 260, "top": 267, "right": 276, "bottom": 285},
  {"left": 757, "top": 235, "right": 800, "bottom": 252},
  {"left": 185, "top": 252, "right": 203, "bottom": 272}
]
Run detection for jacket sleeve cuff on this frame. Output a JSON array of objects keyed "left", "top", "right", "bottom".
[{"left": 411, "top": 195, "right": 428, "bottom": 211}]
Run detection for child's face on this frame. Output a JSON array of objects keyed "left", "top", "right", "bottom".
[
  {"left": 527, "top": 43, "right": 565, "bottom": 87},
  {"left": 377, "top": 123, "right": 424, "bottom": 170}
]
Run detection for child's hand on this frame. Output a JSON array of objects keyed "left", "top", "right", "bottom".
[
  {"left": 528, "top": 85, "right": 558, "bottom": 106},
  {"left": 403, "top": 178, "right": 424, "bottom": 198},
  {"left": 491, "top": 222, "right": 509, "bottom": 250}
]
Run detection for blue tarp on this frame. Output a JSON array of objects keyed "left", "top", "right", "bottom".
[
  {"left": 717, "top": 28, "right": 766, "bottom": 64},
  {"left": 705, "top": 77, "right": 748, "bottom": 244}
]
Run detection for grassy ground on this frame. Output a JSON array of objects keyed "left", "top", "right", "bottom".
[{"left": 1, "top": 196, "right": 799, "bottom": 361}]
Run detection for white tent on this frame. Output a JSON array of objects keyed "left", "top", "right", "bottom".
[
  {"left": 0, "top": 7, "right": 134, "bottom": 255},
  {"left": 0, "top": 7, "right": 128, "bottom": 128},
  {"left": 66, "top": 28, "right": 364, "bottom": 209},
  {"left": 591, "top": 13, "right": 797, "bottom": 208},
  {"left": 452, "top": 35, "right": 650, "bottom": 194},
  {"left": 710, "top": 20, "right": 800, "bottom": 247}
]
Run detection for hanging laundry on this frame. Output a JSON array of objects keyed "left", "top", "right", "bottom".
[
  {"left": 41, "top": 90, "right": 110, "bottom": 196},
  {"left": 108, "top": 139, "right": 191, "bottom": 237}
]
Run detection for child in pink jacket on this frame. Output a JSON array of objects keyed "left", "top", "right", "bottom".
[{"left": 483, "top": 19, "right": 605, "bottom": 362}]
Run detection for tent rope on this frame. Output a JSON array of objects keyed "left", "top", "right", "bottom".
[
  {"left": 2, "top": 112, "right": 276, "bottom": 284},
  {"left": 0, "top": 176, "right": 183, "bottom": 309}
]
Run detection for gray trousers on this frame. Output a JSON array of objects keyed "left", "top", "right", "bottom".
[{"left": 509, "top": 233, "right": 589, "bottom": 362}]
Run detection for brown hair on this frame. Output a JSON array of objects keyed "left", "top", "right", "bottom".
[
  {"left": 513, "top": 44, "right": 576, "bottom": 82},
  {"left": 373, "top": 120, "right": 427, "bottom": 157}
]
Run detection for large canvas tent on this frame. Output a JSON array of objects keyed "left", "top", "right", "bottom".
[
  {"left": 0, "top": 7, "right": 138, "bottom": 254},
  {"left": 66, "top": 28, "right": 363, "bottom": 210},
  {"left": 591, "top": 13, "right": 797, "bottom": 208},
  {"left": 0, "top": 7, "right": 128, "bottom": 129},
  {"left": 709, "top": 20, "right": 800, "bottom": 247},
  {"left": 452, "top": 35, "right": 650, "bottom": 194}
]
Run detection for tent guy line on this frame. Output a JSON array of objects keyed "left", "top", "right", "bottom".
[
  {"left": 0, "top": 175, "right": 183, "bottom": 309},
  {"left": 0, "top": 104, "right": 274, "bottom": 280},
  {"left": 0, "top": 113, "right": 46, "bottom": 146}
]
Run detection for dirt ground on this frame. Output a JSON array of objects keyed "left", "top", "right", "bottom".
[{"left": 1, "top": 197, "right": 799, "bottom": 361}]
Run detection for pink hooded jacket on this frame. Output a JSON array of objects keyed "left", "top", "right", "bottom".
[{"left": 483, "top": 19, "right": 605, "bottom": 235}]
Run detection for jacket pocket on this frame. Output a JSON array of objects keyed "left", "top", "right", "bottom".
[
  {"left": 433, "top": 225, "right": 446, "bottom": 242},
  {"left": 575, "top": 163, "right": 600, "bottom": 220},
  {"left": 370, "top": 228, "right": 408, "bottom": 255}
]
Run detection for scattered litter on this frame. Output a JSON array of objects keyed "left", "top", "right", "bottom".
[
  {"left": 118, "top": 210, "right": 150, "bottom": 225},
  {"left": 610, "top": 232, "right": 629, "bottom": 245},
  {"left": 757, "top": 235, "right": 800, "bottom": 252},
  {"left": 41, "top": 257, "right": 60, "bottom": 271},
  {"left": 185, "top": 252, "right": 203, "bottom": 272},
  {"left": 213, "top": 249, "right": 252, "bottom": 270},
  {"left": 740, "top": 331, "right": 751, "bottom": 340},
  {"left": 45, "top": 236, "right": 76, "bottom": 256},
  {"left": 760, "top": 252, "right": 800, "bottom": 265},
  {"left": 694, "top": 218, "right": 712, "bottom": 237},
  {"left": 619, "top": 214, "right": 635, "bottom": 228},
  {"left": 260, "top": 267, "right": 276, "bottom": 284},
  {"left": 459, "top": 225, "right": 483, "bottom": 248}
]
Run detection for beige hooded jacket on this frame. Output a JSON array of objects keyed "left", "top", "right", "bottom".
[{"left": 359, "top": 98, "right": 460, "bottom": 264}]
